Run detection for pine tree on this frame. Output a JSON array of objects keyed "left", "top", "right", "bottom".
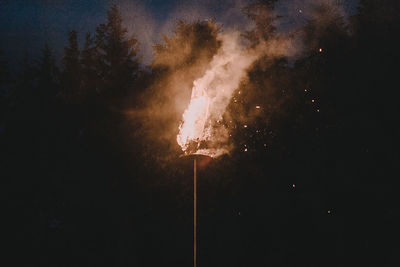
[
  {"left": 81, "top": 32, "right": 99, "bottom": 97},
  {"left": 0, "top": 50, "right": 9, "bottom": 124},
  {"left": 61, "top": 30, "right": 81, "bottom": 102},
  {"left": 37, "top": 43, "right": 59, "bottom": 101},
  {"left": 0, "top": 49, "right": 9, "bottom": 87},
  {"left": 94, "top": 4, "right": 140, "bottom": 97}
]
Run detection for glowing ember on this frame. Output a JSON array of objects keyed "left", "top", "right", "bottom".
[{"left": 177, "top": 33, "right": 258, "bottom": 157}]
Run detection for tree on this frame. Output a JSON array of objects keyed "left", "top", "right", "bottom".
[
  {"left": 152, "top": 19, "right": 221, "bottom": 71},
  {"left": 0, "top": 49, "right": 9, "bottom": 87},
  {"left": 94, "top": 4, "right": 140, "bottom": 97},
  {"left": 80, "top": 32, "right": 99, "bottom": 98},
  {"left": 37, "top": 43, "right": 59, "bottom": 100},
  {"left": 243, "top": 0, "right": 279, "bottom": 46},
  {"left": 61, "top": 30, "right": 81, "bottom": 102},
  {"left": 0, "top": 50, "right": 9, "bottom": 124}
]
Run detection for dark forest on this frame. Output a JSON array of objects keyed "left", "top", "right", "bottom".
[{"left": 1, "top": 0, "right": 400, "bottom": 266}]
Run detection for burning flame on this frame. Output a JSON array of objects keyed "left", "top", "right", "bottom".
[
  {"left": 177, "top": 33, "right": 258, "bottom": 157},
  {"left": 177, "top": 87, "right": 210, "bottom": 152}
]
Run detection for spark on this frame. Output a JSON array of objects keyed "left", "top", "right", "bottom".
[
  {"left": 311, "top": 99, "right": 315, "bottom": 103},
  {"left": 244, "top": 148, "right": 248, "bottom": 152},
  {"left": 304, "top": 89, "right": 308, "bottom": 92},
  {"left": 255, "top": 105, "right": 261, "bottom": 109},
  {"left": 319, "top": 48, "right": 323, "bottom": 53},
  {"left": 317, "top": 109, "right": 320, "bottom": 112},
  {"left": 327, "top": 210, "right": 331, "bottom": 214},
  {"left": 292, "top": 184, "right": 296, "bottom": 188},
  {"left": 244, "top": 125, "right": 248, "bottom": 128}
]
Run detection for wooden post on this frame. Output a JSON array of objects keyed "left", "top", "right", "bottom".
[{"left": 194, "top": 157, "right": 197, "bottom": 267}]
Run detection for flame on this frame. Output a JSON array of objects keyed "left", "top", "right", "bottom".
[
  {"left": 177, "top": 33, "right": 258, "bottom": 157},
  {"left": 177, "top": 88, "right": 210, "bottom": 152}
]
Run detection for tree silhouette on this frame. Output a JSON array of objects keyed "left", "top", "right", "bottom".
[
  {"left": 0, "top": 50, "right": 9, "bottom": 126},
  {"left": 0, "top": 49, "right": 8, "bottom": 87},
  {"left": 243, "top": 0, "right": 279, "bottom": 45},
  {"left": 94, "top": 4, "right": 140, "bottom": 97},
  {"left": 153, "top": 19, "right": 221, "bottom": 71},
  {"left": 37, "top": 43, "right": 59, "bottom": 101},
  {"left": 61, "top": 30, "right": 81, "bottom": 103},
  {"left": 81, "top": 32, "right": 99, "bottom": 98}
]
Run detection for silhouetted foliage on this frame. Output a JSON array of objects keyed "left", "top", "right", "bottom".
[
  {"left": 3, "top": 1, "right": 400, "bottom": 267},
  {"left": 243, "top": 0, "right": 279, "bottom": 45},
  {"left": 0, "top": 50, "right": 9, "bottom": 123},
  {"left": 81, "top": 32, "right": 99, "bottom": 98},
  {"left": 37, "top": 43, "right": 59, "bottom": 100},
  {"left": 61, "top": 30, "right": 81, "bottom": 103},
  {"left": 94, "top": 4, "right": 140, "bottom": 98}
]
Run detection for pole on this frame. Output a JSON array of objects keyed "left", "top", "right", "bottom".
[{"left": 194, "top": 157, "right": 197, "bottom": 267}]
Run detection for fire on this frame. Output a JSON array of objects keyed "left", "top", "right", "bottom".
[
  {"left": 176, "top": 33, "right": 258, "bottom": 157},
  {"left": 176, "top": 88, "right": 210, "bottom": 153}
]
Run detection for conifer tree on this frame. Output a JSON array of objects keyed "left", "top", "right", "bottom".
[
  {"left": 37, "top": 43, "right": 59, "bottom": 101},
  {"left": 94, "top": 4, "right": 140, "bottom": 97},
  {"left": 81, "top": 32, "right": 99, "bottom": 97},
  {"left": 61, "top": 30, "right": 81, "bottom": 102}
]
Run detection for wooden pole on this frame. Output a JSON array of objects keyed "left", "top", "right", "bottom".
[{"left": 194, "top": 157, "right": 197, "bottom": 267}]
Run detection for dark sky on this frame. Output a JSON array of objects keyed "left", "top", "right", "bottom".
[{"left": 0, "top": 0, "right": 359, "bottom": 71}]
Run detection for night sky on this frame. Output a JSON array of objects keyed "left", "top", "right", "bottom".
[{"left": 0, "top": 0, "right": 359, "bottom": 71}]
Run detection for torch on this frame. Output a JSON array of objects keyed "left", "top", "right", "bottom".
[{"left": 175, "top": 32, "right": 257, "bottom": 266}]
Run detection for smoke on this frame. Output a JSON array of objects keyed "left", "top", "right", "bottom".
[
  {"left": 177, "top": 31, "right": 259, "bottom": 157},
  {"left": 121, "top": 0, "right": 357, "bottom": 162},
  {"left": 117, "top": 0, "right": 355, "bottom": 64},
  {"left": 116, "top": 0, "right": 255, "bottom": 65}
]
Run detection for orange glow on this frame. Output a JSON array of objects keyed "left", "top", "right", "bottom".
[{"left": 176, "top": 33, "right": 258, "bottom": 157}]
